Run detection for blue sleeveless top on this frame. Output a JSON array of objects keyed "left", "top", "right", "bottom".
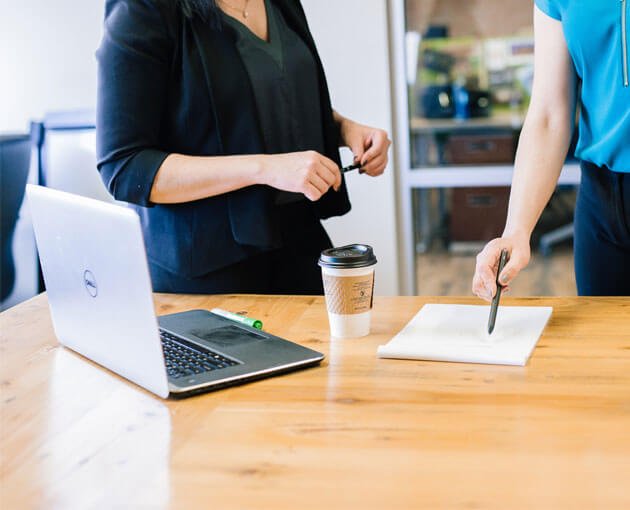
[{"left": 536, "top": 0, "right": 630, "bottom": 172}]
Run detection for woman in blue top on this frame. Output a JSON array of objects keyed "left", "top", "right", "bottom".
[{"left": 473, "top": 1, "right": 630, "bottom": 299}]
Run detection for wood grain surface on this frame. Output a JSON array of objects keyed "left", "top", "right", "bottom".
[{"left": 1, "top": 294, "right": 629, "bottom": 509}]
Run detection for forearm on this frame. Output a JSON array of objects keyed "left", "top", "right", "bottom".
[
  {"left": 503, "top": 110, "right": 573, "bottom": 239},
  {"left": 503, "top": 5, "right": 577, "bottom": 241},
  {"left": 332, "top": 110, "right": 344, "bottom": 125},
  {"left": 472, "top": 6, "right": 578, "bottom": 300},
  {"left": 149, "top": 153, "right": 264, "bottom": 204},
  {"left": 332, "top": 110, "right": 347, "bottom": 146}
]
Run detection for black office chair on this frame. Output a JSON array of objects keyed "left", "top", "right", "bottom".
[{"left": 0, "top": 134, "right": 31, "bottom": 302}]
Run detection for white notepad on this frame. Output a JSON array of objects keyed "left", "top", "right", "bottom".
[{"left": 377, "top": 304, "right": 553, "bottom": 366}]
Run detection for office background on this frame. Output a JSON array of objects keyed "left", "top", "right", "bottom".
[
  {"left": 1, "top": 0, "right": 576, "bottom": 311},
  {"left": 3, "top": 4, "right": 628, "bottom": 507}
]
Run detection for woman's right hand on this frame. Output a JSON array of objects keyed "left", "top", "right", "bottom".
[
  {"left": 258, "top": 151, "right": 342, "bottom": 202},
  {"left": 472, "top": 233, "right": 531, "bottom": 302}
]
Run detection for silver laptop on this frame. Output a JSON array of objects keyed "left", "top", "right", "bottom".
[{"left": 27, "top": 185, "right": 324, "bottom": 398}]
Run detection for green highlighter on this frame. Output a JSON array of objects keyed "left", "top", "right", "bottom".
[{"left": 211, "top": 308, "right": 263, "bottom": 330}]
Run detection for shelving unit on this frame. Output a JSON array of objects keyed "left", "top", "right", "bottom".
[{"left": 389, "top": 0, "right": 580, "bottom": 294}]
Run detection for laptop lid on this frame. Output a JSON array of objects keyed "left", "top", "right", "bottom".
[{"left": 27, "top": 185, "right": 169, "bottom": 398}]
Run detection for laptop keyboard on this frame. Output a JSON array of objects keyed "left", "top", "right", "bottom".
[{"left": 160, "top": 330, "right": 239, "bottom": 380}]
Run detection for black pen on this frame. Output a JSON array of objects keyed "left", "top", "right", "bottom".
[
  {"left": 341, "top": 162, "right": 362, "bottom": 173},
  {"left": 487, "top": 249, "right": 509, "bottom": 335}
]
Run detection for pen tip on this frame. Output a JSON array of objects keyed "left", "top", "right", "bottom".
[{"left": 488, "top": 325, "right": 494, "bottom": 335}]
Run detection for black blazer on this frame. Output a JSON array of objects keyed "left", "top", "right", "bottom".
[{"left": 96, "top": 0, "right": 351, "bottom": 278}]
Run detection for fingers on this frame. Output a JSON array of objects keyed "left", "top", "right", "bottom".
[
  {"left": 316, "top": 153, "right": 342, "bottom": 191},
  {"left": 349, "top": 142, "right": 365, "bottom": 168},
  {"left": 498, "top": 250, "right": 529, "bottom": 286},
  {"left": 342, "top": 124, "right": 391, "bottom": 176},
  {"left": 307, "top": 170, "right": 330, "bottom": 196},
  {"left": 473, "top": 241, "right": 503, "bottom": 301},
  {"left": 300, "top": 151, "right": 340, "bottom": 195},
  {"left": 361, "top": 153, "right": 387, "bottom": 176},
  {"left": 472, "top": 273, "right": 493, "bottom": 302},
  {"left": 298, "top": 151, "right": 343, "bottom": 200},
  {"left": 303, "top": 182, "right": 323, "bottom": 202},
  {"left": 360, "top": 130, "right": 391, "bottom": 169},
  {"left": 473, "top": 259, "right": 498, "bottom": 302}
]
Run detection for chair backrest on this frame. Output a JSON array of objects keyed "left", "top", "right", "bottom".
[
  {"left": 0, "top": 135, "right": 32, "bottom": 301},
  {"left": 40, "top": 109, "right": 115, "bottom": 203}
]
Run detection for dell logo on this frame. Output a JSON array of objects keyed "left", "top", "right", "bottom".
[{"left": 83, "top": 270, "right": 98, "bottom": 298}]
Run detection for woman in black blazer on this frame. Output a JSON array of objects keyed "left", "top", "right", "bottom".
[{"left": 96, "top": 0, "right": 390, "bottom": 294}]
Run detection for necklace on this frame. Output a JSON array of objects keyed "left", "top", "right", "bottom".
[{"left": 219, "top": 0, "right": 251, "bottom": 19}]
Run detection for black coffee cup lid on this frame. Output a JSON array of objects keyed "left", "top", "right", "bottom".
[{"left": 318, "top": 244, "right": 377, "bottom": 269}]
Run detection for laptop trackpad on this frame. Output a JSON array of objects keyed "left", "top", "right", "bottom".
[{"left": 190, "top": 325, "right": 265, "bottom": 349}]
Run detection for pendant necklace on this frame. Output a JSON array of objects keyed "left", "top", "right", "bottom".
[{"left": 220, "top": 0, "right": 251, "bottom": 19}]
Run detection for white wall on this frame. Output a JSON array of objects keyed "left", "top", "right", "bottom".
[
  {"left": 302, "top": 0, "right": 400, "bottom": 295},
  {"left": 0, "top": 1, "right": 103, "bottom": 133},
  {"left": 2, "top": 0, "right": 401, "bottom": 295},
  {"left": 0, "top": 1, "right": 105, "bottom": 310}
]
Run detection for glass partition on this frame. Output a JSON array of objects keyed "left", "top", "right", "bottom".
[
  {"left": 392, "top": 1, "right": 579, "bottom": 296},
  {"left": 404, "top": 0, "right": 534, "bottom": 169}
]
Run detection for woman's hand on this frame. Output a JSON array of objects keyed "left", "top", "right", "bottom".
[
  {"left": 336, "top": 114, "right": 391, "bottom": 176},
  {"left": 472, "top": 232, "right": 531, "bottom": 302},
  {"left": 259, "top": 151, "right": 342, "bottom": 202}
]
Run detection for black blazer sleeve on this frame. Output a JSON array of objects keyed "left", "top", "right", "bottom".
[{"left": 96, "top": 0, "right": 173, "bottom": 207}]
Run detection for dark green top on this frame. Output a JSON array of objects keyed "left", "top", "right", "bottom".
[{"left": 222, "top": 0, "right": 327, "bottom": 203}]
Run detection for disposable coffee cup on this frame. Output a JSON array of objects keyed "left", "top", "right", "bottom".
[{"left": 318, "top": 244, "right": 377, "bottom": 338}]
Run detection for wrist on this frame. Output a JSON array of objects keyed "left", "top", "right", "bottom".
[
  {"left": 502, "top": 226, "right": 531, "bottom": 242},
  {"left": 250, "top": 154, "right": 270, "bottom": 186}
]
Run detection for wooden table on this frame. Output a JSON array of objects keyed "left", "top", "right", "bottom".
[{"left": 1, "top": 294, "right": 629, "bottom": 509}]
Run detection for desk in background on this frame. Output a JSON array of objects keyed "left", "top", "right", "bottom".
[
  {"left": 408, "top": 114, "right": 580, "bottom": 253},
  {"left": 396, "top": 113, "right": 581, "bottom": 293},
  {"left": 1, "top": 294, "right": 629, "bottom": 509}
]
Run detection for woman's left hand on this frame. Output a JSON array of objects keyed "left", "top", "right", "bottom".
[{"left": 338, "top": 117, "right": 391, "bottom": 177}]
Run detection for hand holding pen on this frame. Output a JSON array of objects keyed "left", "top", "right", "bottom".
[
  {"left": 472, "top": 234, "right": 531, "bottom": 302},
  {"left": 337, "top": 114, "right": 392, "bottom": 176}
]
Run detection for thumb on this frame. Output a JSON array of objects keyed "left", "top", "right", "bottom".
[
  {"left": 360, "top": 134, "right": 374, "bottom": 165},
  {"left": 498, "top": 253, "right": 525, "bottom": 287},
  {"left": 349, "top": 141, "right": 365, "bottom": 165}
]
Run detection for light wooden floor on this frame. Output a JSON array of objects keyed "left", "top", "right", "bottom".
[{"left": 416, "top": 246, "right": 576, "bottom": 296}]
